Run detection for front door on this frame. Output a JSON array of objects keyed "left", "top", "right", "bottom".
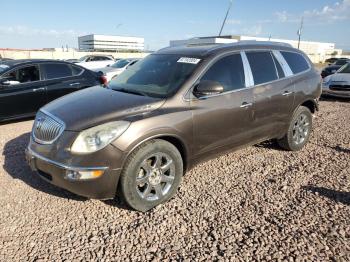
[
  {"left": 191, "top": 53, "right": 254, "bottom": 157},
  {"left": 0, "top": 64, "right": 46, "bottom": 120}
]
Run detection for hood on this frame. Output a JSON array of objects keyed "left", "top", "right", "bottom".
[
  {"left": 42, "top": 86, "right": 165, "bottom": 131},
  {"left": 329, "top": 73, "right": 350, "bottom": 83}
]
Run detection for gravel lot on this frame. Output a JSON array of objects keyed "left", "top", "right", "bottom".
[{"left": 0, "top": 99, "right": 349, "bottom": 261}]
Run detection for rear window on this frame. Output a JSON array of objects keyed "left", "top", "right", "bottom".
[
  {"left": 72, "top": 65, "right": 84, "bottom": 76},
  {"left": 0, "top": 64, "right": 10, "bottom": 74},
  {"left": 246, "top": 51, "right": 278, "bottom": 85},
  {"left": 281, "top": 51, "right": 310, "bottom": 74},
  {"left": 44, "top": 63, "right": 73, "bottom": 79}
]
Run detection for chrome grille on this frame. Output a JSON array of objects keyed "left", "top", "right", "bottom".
[{"left": 32, "top": 111, "right": 65, "bottom": 144}]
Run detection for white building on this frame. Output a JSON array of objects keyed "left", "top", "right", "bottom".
[
  {"left": 78, "top": 34, "right": 144, "bottom": 52},
  {"left": 170, "top": 35, "right": 342, "bottom": 63}
]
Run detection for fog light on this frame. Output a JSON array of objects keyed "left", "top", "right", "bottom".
[{"left": 66, "top": 170, "right": 104, "bottom": 180}]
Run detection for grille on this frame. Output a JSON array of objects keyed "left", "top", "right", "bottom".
[
  {"left": 32, "top": 111, "right": 65, "bottom": 144},
  {"left": 329, "top": 85, "right": 350, "bottom": 91}
]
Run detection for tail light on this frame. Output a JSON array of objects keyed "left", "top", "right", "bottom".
[{"left": 99, "top": 75, "right": 108, "bottom": 85}]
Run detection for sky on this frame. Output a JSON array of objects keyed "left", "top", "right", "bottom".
[{"left": 0, "top": 0, "right": 349, "bottom": 51}]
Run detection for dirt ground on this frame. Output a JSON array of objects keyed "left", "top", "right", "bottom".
[{"left": 0, "top": 99, "right": 349, "bottom": 261}]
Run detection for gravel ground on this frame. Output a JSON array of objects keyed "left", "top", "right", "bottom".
[{"left": 0, "top": 99, "right": 349, "bottom": 261}]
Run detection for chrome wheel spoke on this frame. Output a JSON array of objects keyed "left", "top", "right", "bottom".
[
  {"left": 153, "top": 154, "right": 162, "bottom": 168},
  {"left": 142, "top": 184, "right": 152, "bottom": 198},
  {"left": 154, "top": 184, "right": 163, "bottom": 198},
  {"left": 136, "top": 176, "right": 148, "bottom": 185},
  {"left": 161, "top": 159, "right": 173, "bottom": 172},
  {"left": 141, "top": 161, "right": 152, "bottom": 174},
  {"left": 161, "top": 174, "right": 174, "bottom": 183}
]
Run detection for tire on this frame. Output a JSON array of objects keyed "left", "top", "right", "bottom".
[
  {"left": 277, "top": 106, "right": 313, "bottom": 151},
  {"left": 119, "top": 139, "right": 183, "bottom": 212}
]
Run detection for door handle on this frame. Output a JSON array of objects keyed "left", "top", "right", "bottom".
[
  {"left": 69, "top": 82, "right": 80, "bottom": 86},
  {"left": 32, "top": 87, "right": 45, "bottom": 92},
  {"left": 240, "top": 102, "right": 253, "bottom": 108},
  {"left": 282, "top": 91, "right": 293, "bottom": 96}
]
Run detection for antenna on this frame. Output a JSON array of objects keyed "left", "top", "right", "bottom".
[
  {"left": 219, "top": 0, "right": 233, "bottom": 36},
  {"left": 297, "top": 16, "right": 304, "bottom": 49}
]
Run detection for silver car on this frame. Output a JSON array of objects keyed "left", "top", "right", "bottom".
[
  {"left": 322, "top": 62, "right": 350, "bottom": 98},
  {"left": 96, "top": 59, "right": 139, "bottom": 82}
]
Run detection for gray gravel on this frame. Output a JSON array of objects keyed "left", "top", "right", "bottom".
[{"left": 1, "top": 99, "right": 349, "bottom": 261}]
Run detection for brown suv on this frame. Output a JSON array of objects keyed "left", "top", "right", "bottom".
[{"left": 26, "top": 42, "right": 321, "bottom": 211}]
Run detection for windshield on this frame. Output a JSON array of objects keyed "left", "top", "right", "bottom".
[
  {"left": 111, "top": 59, "right": 130, "bottom": 69},
  {"left": 338, "top": 63, "right": 350, "bottom": 73},
  {"left": 78, "top": 56, "right": 89, "bottom": 62},
  {"left": 108, "top": 54, "right": 201, "bottom": 98},
  {"left": 335, "top": 60, "right": 348, "bottom": 66}
]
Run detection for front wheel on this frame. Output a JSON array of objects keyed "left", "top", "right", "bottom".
[
  {"left": 277, "top": 106, "right": 313, "bottom": 151},
  {"left": 119, "top": 139, "right": 183, "bottom": 212}
]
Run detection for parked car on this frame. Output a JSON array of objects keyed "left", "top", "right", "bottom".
[
  {"left": 325, "top": 57, "right": 339, "bottom": 64},
  {"left": 0, "top": 58, "right": 13, "bottom": 62},
  {"left": 26, "top": 42, "right": 321, "bottom": 211},
  {"left": 95, "top": 58, "right": 140, "bottom": 82},
  {"left": 0, "top": 59, "right": 105, "bottom": 122},
  {"left": 322, "top": 62, "right": 350, "bottom": 98},
  {"left": 76, "top": 55, "right": 115, "bottom": 70},
  {"left": 321, "top": 58, "right": 350, "bottom": 78}
]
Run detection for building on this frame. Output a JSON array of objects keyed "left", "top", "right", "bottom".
[
  {"left": 170, "top": 35, "right": 343, "bottom": 63},
  {"left": 78, "top": 34, "right": 144, "bottom": 52}
]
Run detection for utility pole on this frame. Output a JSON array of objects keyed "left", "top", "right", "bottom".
[
  {"left": 219, "top": 0, "right": 233, "bottom": 37},
  {"left": 297, "top": 16, "right": 304, "bottom": 49}
]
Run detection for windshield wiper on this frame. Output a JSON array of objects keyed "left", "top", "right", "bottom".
[{"left": 114, "top": 88, "right": 148, "bottom": 97}]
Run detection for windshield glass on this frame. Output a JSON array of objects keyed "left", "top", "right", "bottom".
[
  {"left": 338, "top": 63, "right": 350, "bottom": 73},
  {"left": 335, "top": 60, "right": 348, "bottom": 66},
  {"left": 0, "top": 64, "right": 10, "bottom": 74},
  {"left": 78, "top": 56, "right": 89, "bottom": 62},
  {"left": 108, "top": 54, "right": 201, "bottom": 98},
  {"left": 111, "top": 59, "right": 130, "bottom": 69}
]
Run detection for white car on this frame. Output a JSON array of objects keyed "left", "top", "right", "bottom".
[
  {"left": 95, "top": 59, "right": 139, "bottom": 82},
  {"left": 76, "top": 55, "right": 115, "bottom": 70},
  {"left": 322, "top": 62, "right": 350, "bottom": 98}
]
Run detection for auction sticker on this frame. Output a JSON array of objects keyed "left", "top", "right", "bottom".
[{"left": 177, "top": 57, "right": 201, "bottom": 64}]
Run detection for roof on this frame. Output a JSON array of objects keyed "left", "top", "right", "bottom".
[
  {"left": 0, "top": 59, "right": 72, "bottom": 67},
  {"left": 157, "top": 41, "right": 298, "bottom": 57}
]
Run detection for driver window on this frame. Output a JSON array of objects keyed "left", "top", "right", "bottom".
[
  {"left": 201, "top": 54, "right": 245, "bottom": 92},
  {"left": 2, "top": 65, "right": 40, "bottom": 85}
]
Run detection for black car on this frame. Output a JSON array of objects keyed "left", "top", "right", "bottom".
[
  {"left": 321, "top": 59, "right": 350, "bottom": 78},
  {"left": 0, "top": 59, "right": 105, "bottom": 122},
  {"left": 325, "top": 57, "right": 339, "bottom": 64}
]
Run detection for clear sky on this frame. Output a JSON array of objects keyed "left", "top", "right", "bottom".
[{"left": 0, "top": 0, "right": 349, "bottom": 51}]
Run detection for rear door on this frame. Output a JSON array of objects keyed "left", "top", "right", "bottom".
[
  {"left": 41, "top": 63, "right": 84, "bottom": 102},
  {"left": 0, "top": 64, "right": 46, "bottom": 120},
  {"left": 244, "top": 50, "right": 295, "bottom": 141}
]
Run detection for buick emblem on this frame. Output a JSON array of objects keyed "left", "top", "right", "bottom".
[{"left": 35, "top": 117, "right": 45, "bottom": 132}]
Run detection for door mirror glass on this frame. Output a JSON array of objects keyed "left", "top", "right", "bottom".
[{"left": 193, "top": 80, "right": 224, "bottom": 98}]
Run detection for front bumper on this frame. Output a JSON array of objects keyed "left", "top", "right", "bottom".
[
  {"left": 322, "top": 87, "right": 350, "bottom": 98},
  {"left": 25, "top": 145, "right": 123, "bottom": 200}
]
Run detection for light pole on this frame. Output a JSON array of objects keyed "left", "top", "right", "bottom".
[
  {"left": 297, "top": 17, "right": 304, "bottom": 49},
  {"left": 219, "top": 0, "right": 233, "bottom": 37}
]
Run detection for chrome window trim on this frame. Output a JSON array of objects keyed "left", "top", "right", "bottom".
[
  {"left": 27, "top": 147, "right": 109, "bottom": 171},
  {"left": 32, "top": 109, "right": 66, "bottom": 145},
  {"left": 240, "top": 51, "right": 254, "bottom": 87},
  {"left": 184, "top": 48, "right": 312, "bottom": 101},
  {"left": 272, "top": 50, "right": 293, "bottom": 77}
]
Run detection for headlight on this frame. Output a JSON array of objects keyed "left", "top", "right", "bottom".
[{"left": 71, "top": 121, "right": 130, "bottom": 154}]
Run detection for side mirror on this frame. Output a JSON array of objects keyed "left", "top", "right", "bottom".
[{"left": 193, "top": 80, "right": 224, "bottom": 98}]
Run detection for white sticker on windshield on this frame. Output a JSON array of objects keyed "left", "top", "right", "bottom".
[
  {"left": 0, "top": 64, "right": 9, "bottom": 69},
  {"left": 177, "top": 57, "right": 201, "bottom": 64}
]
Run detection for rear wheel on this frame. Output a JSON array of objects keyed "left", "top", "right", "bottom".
[
  {"left": 119, "top": 139, "right": 183, "bottom": 212},
  {"left": 278, "top": 106, "right": 313, "bottom": 151}
]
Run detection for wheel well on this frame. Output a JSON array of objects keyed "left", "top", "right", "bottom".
[
  {"left": 156, "top": 136, "right": 188, "bottom": 172},
  {"left": 301, "top": 100, "right": 316, "bottom": 114}
]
